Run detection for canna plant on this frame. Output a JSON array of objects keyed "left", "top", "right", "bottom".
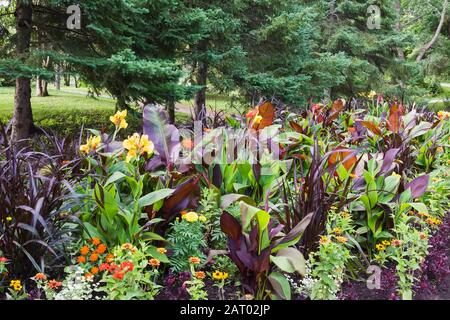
[{"left": 220, "top": 201, "right": 312, "bottom": 300}]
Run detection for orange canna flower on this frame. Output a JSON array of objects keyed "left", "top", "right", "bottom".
[
  {"left": 89, "top": 253, "right": 99, "bottom": 262},
  {"left": 80, "top": 246, "right": 90, "bottom": 256},
  {"left": 77, "top": 256, "right": 86, "bottom": 264}
]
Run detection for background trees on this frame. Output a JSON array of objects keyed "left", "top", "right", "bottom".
[{"left": 0, "top": 0, "right": 448, "bottom": 141}]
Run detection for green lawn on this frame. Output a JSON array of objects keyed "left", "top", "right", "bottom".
[{"left": 0, "top": 86, "right": 190, "bottom": 137}]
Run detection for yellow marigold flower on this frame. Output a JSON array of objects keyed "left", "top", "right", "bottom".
[
  {"left": 437, "top": 110, "right": 450, "bottom": 120},
  {"left": 319, "top": 236, "right": 330, "bottom": 245},
  {"left": 183, "top": 211, "right": 199, "bottom": 223},
  {"left": 376, "top": 244, "right": 386, "bottom": 251},
  {"left": 341, "top": 211, "right": 350, "bottom": 219},
  {"left": 382, "top": 240, "right": 391, "bottom": 246},
  {"left": 332, "top": 227, "right": 342, "bottom": 235},
  {"left": 157, "top": 247, "right": 167, "bottom": 254},
  {"left": 335, "top": 236, "right": 348, "bottom": 244}
]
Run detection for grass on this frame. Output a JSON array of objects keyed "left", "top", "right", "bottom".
[{"left": 0, "top": 86, "right": 190, "bottom": 137}]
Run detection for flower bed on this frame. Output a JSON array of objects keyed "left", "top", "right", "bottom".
[{"left": 0, "top": 100, "right": 449, "bottom": 300}]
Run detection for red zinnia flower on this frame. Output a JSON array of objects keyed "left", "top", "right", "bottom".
[
  {"left": 113, "top": 271, "right": 124, "bottom": 280},
  {"left": 120, "top": 261, "right": 134, "bottom": 272}
]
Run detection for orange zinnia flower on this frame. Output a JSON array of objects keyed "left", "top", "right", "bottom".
[
  {"left": 189, "top": 257, "right": 201, "bottom": 264},
  {"left": 182, "top": 139, "right": 194, "bottom": 149},
  {"left": 91, "top": 238, "right": 101, "bottom": 246},
  {"left": 96, "top": 244, "right": 107, "bottom": 254},
  {"left": 77, "top": 256, "right": 86, "bottom": 264},
  {"left": 149, "top": 258, "right": 160, "bottom": 267},
  {"left": 80, "top": 246, "right": 90, "bottom": 256},
  {"left": 34, "top": 273, "right": 47, "bottom": 280},
  {"left": 89, "top": 253, "right": 99, "bottom": 262},
  {"left": 113, "top": 271, "right": 124, "bottom": 280},
  {"left": 48, "top": 279, "right": 62, "bottom": 289},
  {"left": 195, "top": 271, "right": 206, "bottom": 280},
  {"left": 106, "top": 254, "right": 114, "bottom": 263}
]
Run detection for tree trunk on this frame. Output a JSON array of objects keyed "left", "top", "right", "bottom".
[
  {"left": 167, "top": 100, "right": 175, "bottom": 124},
  {"left": 394, "top": 0, "right": 405, "bottom": 60},
  {"left": 194, "top": 61, "right": 207, "bottom": 122},
  {"left": 55, "top": 65, "right": 61, "bottom": 90},
  {"left": 12, "top": 0, "right": 34, "bottom": 143},
  {"left": 416, "top": 0, "right": 448, "bottom": 62},
  {"left": 36, "top": 77, "right": 49, "bottom": 97},
  {"left": 64, "top": 74, "right": 70, "bottom": 86}
]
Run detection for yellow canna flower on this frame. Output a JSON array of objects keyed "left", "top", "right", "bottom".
[
  {"left": 253, "top": 115, "right": 263, "bottom": 125},
  {"left": 126, "top": 149, "right": 137, "bottom": 163},
  {"left": 110, "top": 110, "right": 128, "bottom": 129},
  {"left": 79, "top": 135, "right": 102, "bottom": 154}
]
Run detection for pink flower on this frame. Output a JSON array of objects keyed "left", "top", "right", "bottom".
[{"left": 0, "top": 257, "right": 8, "bottom": 263}]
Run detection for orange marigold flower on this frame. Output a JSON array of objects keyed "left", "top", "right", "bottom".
[
  {"left": 195, "top": 271, "right": 206, "bottom": 280},
  {"left": 80, "top": 246, "right": 90, "bottom": 256},
  {"left": 77, "top": 256, "right": 86, "bottom": 264},
  {"left": 157, "top": 247, "right": 167, "bottom": 254},
  {"left": 34, "top": 273, "right": 47, "bottom": 280},
  {"left": 106, "top": 254, "right": 114, "bottom": 263},
  {"left": 96, "top": 244, "right": 107, "bottom": 254},
  {"left": 89, "top": 253, "right": 99, "bottom": 262},
  {"left": 48, "top": 279, "right": 62, "bottom": 290},
  {"left": 91, "top": 238, "right": 101, "bottom": 246},
  {"left": 149, "top": 258, "right": 161, "bottom": 267},
  {"left": 91, "top": 266, "right": 99, "bottom": 275},
  {"left": 189, "top": 257, "right": 201, "bottom": 264},
  {"left": 419, "top": 232, "right": 427, "bottom": 240}
]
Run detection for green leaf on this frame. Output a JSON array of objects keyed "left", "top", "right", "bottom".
[
  {"left": 268, "top": 272, "right": 291, "bottom": 300},
  {"left": 270, "top": 248, "right": 306, "bottom": 275},
  {"left": 138, "top": 189, "right": 174, "bottom": 208},
  {"left": 408, "top": 202, "right": 428, "bottom": 214},
  {"left": 105, "top": 171, "right": 127, "bottom": 186}
]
